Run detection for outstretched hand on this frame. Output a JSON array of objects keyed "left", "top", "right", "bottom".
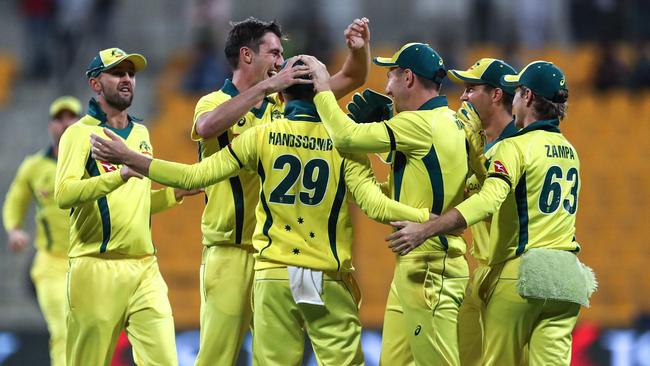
[
  {"left": 174, "top": 188, "right": 204, "bottom": 202},
  {"left": 344, "top": 17, "right": 370, "bottom": 49},
  {"left": 386, "top": 214, "right": 438, "bottom": 256},
  {"left": 263, "top": 56, "right": 312, "bottom": 94},
  {"left": 91, "top": 128, "right": 131, "bottom": 165}
]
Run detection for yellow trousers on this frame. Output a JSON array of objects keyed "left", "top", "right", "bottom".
[
  {"left": 31, "top": 250, "right": 68, "bottom": 366},
  {"left": 380, "top": 252, "right": 468, "bottom": 366},
  {"left": 195, "top": 245, "right": 255, "bottom": 366},
  {"left": 481, "top": 257, "right": 580, "bottom": 365},
  {"left": 66, "top": 255, "right": 177, "bottom": 366},
  {"left": 457, "top": 263, "right": 490, "bottom": 366},
  {"left": 252, "top": 267, "right": 364, "bottom": 366}
]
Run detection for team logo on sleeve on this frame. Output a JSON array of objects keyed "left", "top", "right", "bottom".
[{"left": 493, "top": 160, "right": 509, "bottom": 175}]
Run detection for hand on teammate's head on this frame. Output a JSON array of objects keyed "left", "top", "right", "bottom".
[
  {"left": 264, "top": 56, "right": 312, "bottom": 94},
  {"left": 344, "top": 17, "right": 370, "bottom": 49},
  {"left": 300, "top": 55, "right": 331, "bottom": 92}
]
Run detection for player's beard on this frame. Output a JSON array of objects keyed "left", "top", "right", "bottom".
[{"left": 103, "top": 85, "right": 133, "bottom": 111}]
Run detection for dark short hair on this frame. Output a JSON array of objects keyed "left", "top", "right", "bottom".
[
  {"left": 224, "top": 17, "right": 283, "bottom": 70},
  {"left": 396, "top": 68, "right": 442, "bottom": 91},
  {"left": 483, "top": 84, "right": 514, "bottom": 115},
  {"left": 283, "top": 61, "right": 314, "bottom": 100},
  {"left": 520, "top": 87, "right": 568, "bottom": 120}
]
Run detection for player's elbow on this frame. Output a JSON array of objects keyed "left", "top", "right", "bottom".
[
  {"left": 331, "top": 134, "right": 355, "bottom": 152},
  {"left": 54, "top": 189, "right": 74, "bottom": 210}
]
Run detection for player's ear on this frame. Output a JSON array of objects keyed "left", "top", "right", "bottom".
[
  {"left": 404, "top": 69, "right": 416, "bottom": 88},
  {"left": 240, "top": 46, "right": 253, "bottom": 65},
  {"left": 88, "top": 77, "right": 102, "bottom": 94},
  {"left": 492, "top": 88, "right": 504, "bottom": 103}
]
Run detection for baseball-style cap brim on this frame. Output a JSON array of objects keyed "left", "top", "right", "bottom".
[
  {"left": 448, "top": 69, "right": 485, "bottom": 84},
  {"left": 373, "top": 56, "right": 399, "bottom": 67},
  {"left": 105, "top": 53, "right": 147, "bottom": 72},
  {"left": 49, "top": 96, "right": 82, "bottom": 117},
  {"left": 86, "top": 48, "right": 147, "bottom": 77}
]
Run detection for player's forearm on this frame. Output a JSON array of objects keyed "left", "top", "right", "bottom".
[
  {"left": 55, "top": 171, "right": 125, "bottom": 209},
  {"left": 455, "top": 177, "right": 510, "bottom": 226},
  {"left": 150, "top": 187, "right": 178, "bottom": 214},
  {"left": 424, "top": 209, "right": 468, "bottom": 238},
  {"left": 148, "top": 151, "right": 240, "bottom": 190},
  {"left": 195, "top": 83, "right": 269, "bottom": 139},
  {"left": 330, "top": 44, "right": 370, "bottom": 99},
  {"left": 2, "top": 184, "right": 31, "bottom": 232},
  {"left": 314, "top": 91, "right": 390, "bottom": 153}
]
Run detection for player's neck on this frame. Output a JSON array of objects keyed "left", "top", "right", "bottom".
[
  {"left": 408, "top": 90, "right": 440, "bottom": 111},
  {"left": 484, "top": 109, "right": 513, "bottom": 143},
  {"left": 231, "top": 71, "right": 258, "bottom": 93},
  {"left": 98, "top": 98, "right": 129, "bottom": 129}
]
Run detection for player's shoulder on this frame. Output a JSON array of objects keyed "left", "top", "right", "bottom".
[{"left": 197, "top": 89, "right": 231, "bottom": 106}]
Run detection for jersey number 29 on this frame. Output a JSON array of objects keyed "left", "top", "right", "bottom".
[{"left": 270, "top": 154, "right": 330, "bottom": 206}]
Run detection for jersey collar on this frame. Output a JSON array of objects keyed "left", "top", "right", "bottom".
[
  {"left": 417, "top": 95, "right": 448, "bottom": 110},
  {"left": 514, "top": 118, "right": 561, "bottom": 137},
  {"left": 221, "top": 78, "right": 270, "bottom": 119},
  {"left": 87, "top": 98, "right": 140, "bottom": 139},
  {"left": 284, "top": 99, "right": 321, "bottom": 122},
  {"left": 45, "top": 145, "right": 57, "bottom": 161},
  {"left": 485, "top": 119, "right": 519, "bottom": 152}
]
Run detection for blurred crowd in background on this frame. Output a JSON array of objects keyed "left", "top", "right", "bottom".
[{"left": 14, "top": 0, "right": 650, "bottom": 95}]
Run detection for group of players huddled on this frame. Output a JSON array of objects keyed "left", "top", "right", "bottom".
[{"left": 4, "top": 16, "right": 596, "bottom": 366}]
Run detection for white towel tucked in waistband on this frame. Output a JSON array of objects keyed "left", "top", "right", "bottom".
[{"left": 287, "top": 266, "right": 324, "bottom": 306}]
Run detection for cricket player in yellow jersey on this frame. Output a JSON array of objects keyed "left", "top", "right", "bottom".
[
  {"left": 189, "top": 17, "right": 371, "bottom": 365},
  {"left": 389, "top": 61, "right": 597, "bottom": 365},
  {"left": 89, "top": 61, "right": 430, "bottom": 366},
  {"left": 306, "top": 44, "right": 469, "bottom": 365},
  {"left": 3, "top": 96, "right": 81, "bottom": 366},
  {"left": 448, "top": 58, "right": 518, "bottom": 366},
  {"left": 55, "top": 48, "right": 198, "bottom": 366}
]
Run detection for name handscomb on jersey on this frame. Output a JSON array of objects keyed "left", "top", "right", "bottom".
[{"left": 268, "top": 132, "right": 333, "bottom": 151}]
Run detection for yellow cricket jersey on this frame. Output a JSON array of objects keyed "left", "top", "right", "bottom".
[
  {"left": 456, "top": 119, "right": 581, "bottom": 265},
  {"left": 55, "top": 98, "right": 178, "bottom": 258},
  {"left": 192, "top": 79, "right": 285, "bottom": 247},
  {"left": 149, "top": 100, "right": 430, "bottom": 272},
  {"left": 3, "top": 147, "right": 70, "bottom": 255},
  {"left": 466, "top": 121, "right": 519, "bottom": 263},
  {"left": 314, "top": 91, "right": 468, "bottom": 255}
]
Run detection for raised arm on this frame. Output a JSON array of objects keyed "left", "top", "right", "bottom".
[
  {"left": 55, "top": 126, "right": 126, "bottom": 209},
  {"left": 343, "top": 153, "right": 429, "bottom": 224},
  {"left": 328, "top": 17, "right": 371, "bottom": 99}
]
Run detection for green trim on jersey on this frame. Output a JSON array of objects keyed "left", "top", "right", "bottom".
[
  {"left": 327, "top": 162, "right": 347, "bottom": 271},
  {"left": 220, "top": 78, "right": 270, "bottom": 118},
  {"left": 515, "top": 173, "right": 529, "bottom": 255},
  {"left": 88, "top": 98, "right": 139, "bottom": 139},
  {"left": 485, "top": 120, "right": 519, "bottom": 152},
  {"left": 284, "top": 100, "right": 321, "bottom": 122},
  {"left": 84, "top": 155, "right": 112, "bottom": 253},
  {"left": 418, "top": 95, "right": 448, "bottom": 110},
  {"left": 257, "top": 161, "right": 274, "bottom": 256},
  {"left": 216, "top": 131, "right": 244, "bottom": 244},
  {"left": 513, "top": 118, "right": 561, "bottom": 136}
]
